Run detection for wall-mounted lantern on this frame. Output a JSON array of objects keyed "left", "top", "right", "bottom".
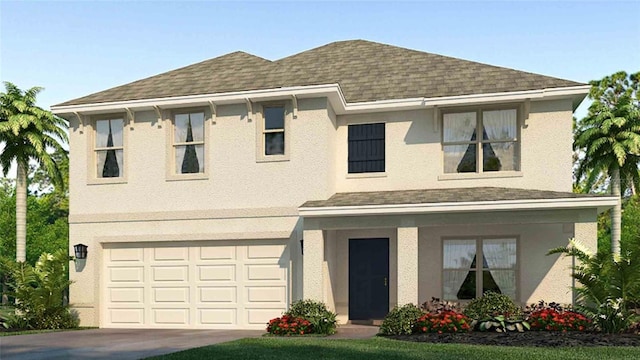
[{"left": 74, "top": 243, "right": 88, "bottom": 260}]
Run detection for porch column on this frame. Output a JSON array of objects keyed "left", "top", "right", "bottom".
[
  {"left": 302, "top": 229, "right": 324, "bottom": 301},
  {"left": 397, "top": 226, "right": 419, "bottom": 305}
]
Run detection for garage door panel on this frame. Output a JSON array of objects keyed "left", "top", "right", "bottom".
[
  {"left": 110, "top": 267, "right": 144, "bottom": 282},
  {"left": 199, "top": 309, "right": 237, "bottom": 325},
  {"left": 198, "top": 265, "right": 235, "bottom": 281},
  {"left": 246, "top": 286, "right": 286, "bottom": 303},
  {"left": 154, "top": 247, "right": 189, "bottom": 261},
  {"left": 109, "top": 287, "right": 144, "bottom": 303},
  {"left": 153, "top": 287, "right": 189, "bottom": 303},
  {"left": 152, "top": 266, "right": 189, "bottom": 282},
  {"left": 153, "top": 308, "right": 189, "bottom": 324},
  {"left": 246, "top": 308, "right": 286, "bottom": 325},
  {"left": 199, "top": 286, "right": 237, "bottom": 303},
  {"left": 110, "top": 248, "right": 143, "bottom": 262},
  {"left": 109, "top": 308, "right": 144, "bottom": 324},
  {"left": 200, "top": 246, "right": 236, "bottom": 260},
  {"left": 246, "top": 244, "right": 286, "bottom": 259},
  {"left": 246, "top": 264, "right": 285, "bottom": 281}
]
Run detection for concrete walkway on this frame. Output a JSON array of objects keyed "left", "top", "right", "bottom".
[{"left": 0, "top": 325, "right": 379, "bottom": 360}]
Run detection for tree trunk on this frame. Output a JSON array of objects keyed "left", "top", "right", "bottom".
[
  {"left": 16, "top": 161, "right": 27, "bottom": 263},
  {"left": 611, "top": 167, "right": 622, "bottom": 255}
]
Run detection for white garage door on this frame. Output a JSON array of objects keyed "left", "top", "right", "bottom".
[{"left": 102, "top": 240, "right": 289, "bottom": 329}]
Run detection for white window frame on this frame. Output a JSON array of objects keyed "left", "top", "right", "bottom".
[
  {"left": 87, "top": 114, "right": 127, "bottom": 185},
  {"left": 439, "top": 105, "right": 522, "bottom": 180},
  {"left": 256, "top": 102, "right": 291, "bottom": 162},
  {"left": 441, "top": 236, "right": 519, "bottom": 302},
  {"left": 166, "top": 108, "right": 209, "bottom": 181}
]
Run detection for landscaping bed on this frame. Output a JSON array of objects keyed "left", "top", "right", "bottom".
[{"left": 388, "top": 331, "right": 640, "bottom": 347}]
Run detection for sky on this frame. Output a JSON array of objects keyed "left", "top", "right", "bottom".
[{"left": 0, "top": 1, "right": 639, "bottom": 142}]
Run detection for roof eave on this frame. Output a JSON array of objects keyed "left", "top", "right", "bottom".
[
  {"left": 51, "top": 84, "right": 591, "bottom": 117},
  {"left": 298, "top": 196, "right": 618, "bottom": 218}
]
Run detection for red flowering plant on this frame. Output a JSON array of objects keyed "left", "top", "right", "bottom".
[
  {"left": 266, "top": 315, "right": 312, "bottom": 336},
  {"left": 414, "top": 310, "right": 472, "bottom": 334},
  {"left": 526, "top": 302, "right": 591, "bottom": 331}
]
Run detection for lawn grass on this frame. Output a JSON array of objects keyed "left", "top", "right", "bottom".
[{"left": 148, "top": 337, "right": 640, "bottom": 360}]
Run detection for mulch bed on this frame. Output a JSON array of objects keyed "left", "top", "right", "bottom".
[{"left": 388, "top": 331, "right": 640, "bottom": 347}]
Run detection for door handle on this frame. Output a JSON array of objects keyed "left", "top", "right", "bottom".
[{"left": 384, "top": 277, "right": 388, "bottom": 287}]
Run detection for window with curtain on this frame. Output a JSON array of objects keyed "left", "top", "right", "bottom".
[
  {"left": 263, "top": 106, "right": 285, "bottom": 156},
  {"left": 95, "top": 118, "right": 124, "bottom": 178},
  {"left": 443, "top": 108, "right": 519, "bottom": 173},
  {"left": 174, "top": 112, "right": 205, "bottom": 174},
  {"left": 443, "top": 238, "right": 517, "bottom": 300},
  {"left": 348, "top": 123, "right": 385, "bottom": 173}
]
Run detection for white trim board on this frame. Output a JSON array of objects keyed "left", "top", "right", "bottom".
[
  {"left": 51, "top": 84, "right": 590, "bottom": 117},
  {"left": 298, "top": 196, "right": 619, "bottom": 218}
]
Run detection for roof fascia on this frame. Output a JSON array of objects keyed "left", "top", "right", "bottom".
[
  {"left": 298, "top": 196, "right": 619, "bottom": 218},
  {"left": 51, "top": 84, "right": 590, "bottom": 116}
]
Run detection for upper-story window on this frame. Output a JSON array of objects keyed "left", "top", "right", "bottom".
[
  {"left": 173, "top": 112, "right": 205, "bottom": 174},
  {"left": 442, "top": 108, "right": 519, "bottom": 174},
  {"left": 95, "top": 118, "right": 124, "bottom": 178},
  {"left": 263, "top": 105, "right": 286, "bottom": 156},
  {"left": 443, "top": 237, "right": 517, "bottom": 300},
  {"left": 348, "top": 123, "right": 385, "bottom": 173}
]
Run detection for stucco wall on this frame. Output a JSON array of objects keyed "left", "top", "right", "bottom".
[
  {"left": 335, "top": 99, "right": 574, "bottom": 193},
  {"left": 67, "top": 97, "right": 336, "bottom": 217}
]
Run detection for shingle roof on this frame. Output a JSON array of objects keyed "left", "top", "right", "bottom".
[
  {"left": 300, "top": 187, "right": 605, "bottom": 208},
  {"left": 57, "top": 40, "right": 584, "bottom": 106}
]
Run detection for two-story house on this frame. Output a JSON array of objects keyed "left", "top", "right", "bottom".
[{"left": 52, "top": 40, "right": 617, "bottom": 330}]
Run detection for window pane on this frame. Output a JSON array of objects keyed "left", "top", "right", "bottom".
[
  {"left": 265, "top": 132, "right": 285, "bottom": 155},
  {"left": 483, "top": 109, "right": 517, "bottom": 141},
  {"left": 96, "top": 149, "right": 123, "bottom": 178},
  {"left": 264, "top": 106, "right": 285, "bottom": 130},
  {"left": 174, "top": 114, "right": 189, "bottom": 143},
  {"left": 189, "top": 113, "right": 205, "bottom": 142},
  {"left": 483, "top": 270, "right": 516, "bottom": 299},
  {"left": 443, "top": 240, "right": 476, "bottom": 269},
  {"left": 483, "top": 239, "right": 516, "bottom": 269},
  {"left": 176, "top": 145, "right": 204, "bottom": 174},
  {"left": 444, "top": 270, "right": 476, "bottom": 300},
  {"left": 96, "top": 119, "right": 123, "bottom": 148},
  {"left": 175, "top": 113, "right": 204, "bottom": 143},
  {"left": 483, "top": 142, "right": 518, "bottom": 171},
  {"left": 444, "top": 144, "right": 476, "bottom": 173},
  {"left": 443, "top": 112, "right": 476, "bottom": 142}
]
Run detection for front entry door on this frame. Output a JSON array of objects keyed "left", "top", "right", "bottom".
[{"left": 349, "top": 238, "right": 389, "bottom": 320}]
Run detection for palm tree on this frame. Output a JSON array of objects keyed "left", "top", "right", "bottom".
[
  {"left": 0, "top": 82, "right": 68, "bottom": 262},
  {"left": 574, "top": 71, "right": 640, "bottom": 255}
]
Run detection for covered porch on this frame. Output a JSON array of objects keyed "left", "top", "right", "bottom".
[{"left": 297, "top": 187, "right": 617, "bottom": 324}]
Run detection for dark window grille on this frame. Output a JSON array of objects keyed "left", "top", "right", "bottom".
[{"left": 348, "top": 123, "right": 385, "bottom": 173}]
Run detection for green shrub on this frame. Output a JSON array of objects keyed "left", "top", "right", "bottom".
[
  {"left": 549, "top": 238, "right": 640, "bottom": 333},
  {"left": 2, "top": 250, "right": 79, "bottom": 329},
  {"left": 379, "top": 303, "right": 423, "bottom": 335},
  {"left": 477, "top": 315, "right": 530, "bottom": 332},
  {"left": 285, "top": 299, "right": 337, "bottom": 335},
  {"left": 463, "top": 292, "right": 522, "bottom": 320}
]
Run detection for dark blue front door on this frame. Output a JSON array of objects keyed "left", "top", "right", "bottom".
[{"left": 349, "top": 238, "right": 389, "bottom": 320}]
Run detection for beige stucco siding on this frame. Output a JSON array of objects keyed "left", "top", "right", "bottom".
[
  {"left": 68, "top": 98, "right": 335, "bottom": 216},
  {"left": 335, "top": 99, "right": 574, "bottom": 193}
]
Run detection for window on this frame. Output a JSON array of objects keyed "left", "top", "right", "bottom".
[
  {"left": 443, "top": 238, "right": 517, "bottom": 300},
  {"left": 263, "top": 105, "right": 285, "bottom": 156},
  {"left": 173, "top": 112, "right": 205, "bottom": 174},
  {"left": 95, "top": 118, "right": 124, "bottom": 178},
  {"left": 348, "top": 123, "right": 385, "bottom": 173},
  {"left": 442, "top": 108, "right": 519, "bottom": 174}
]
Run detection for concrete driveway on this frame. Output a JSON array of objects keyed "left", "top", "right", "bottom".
[{"left": 0, "top": 328, "right": 263, "bottom": 360}]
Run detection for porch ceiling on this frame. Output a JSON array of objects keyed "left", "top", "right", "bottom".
[{"left": 299, "top": 187, "right": 617, "bottom": 217}]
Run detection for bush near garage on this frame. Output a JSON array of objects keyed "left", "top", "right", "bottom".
[{"left": 266, "top": 299, "right": 337, "bottom": 335}]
